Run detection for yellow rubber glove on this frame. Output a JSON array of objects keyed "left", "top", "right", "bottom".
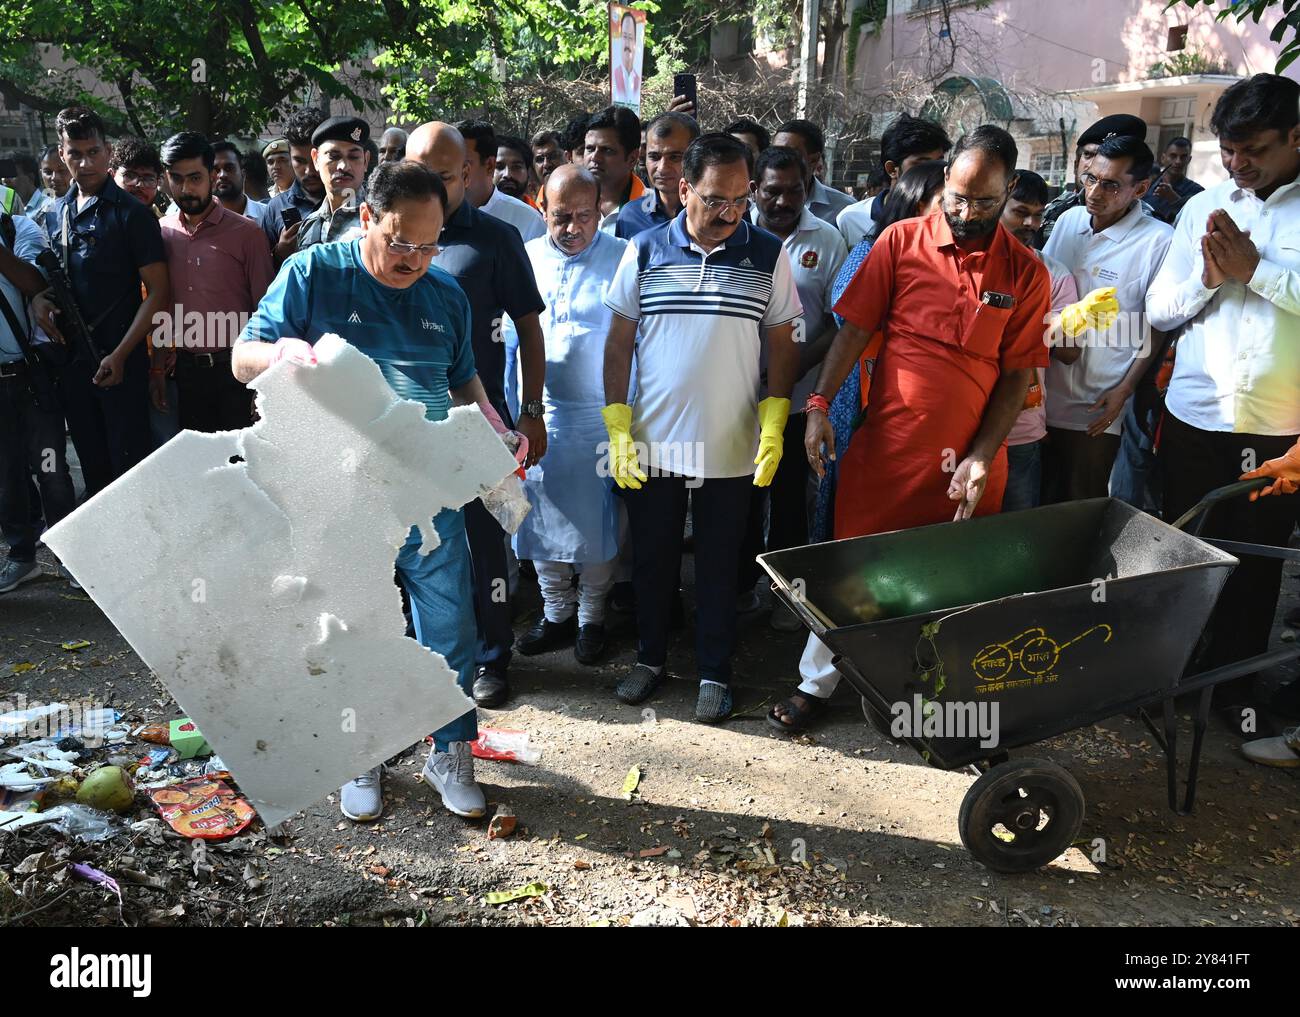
[
  {"left": 1059, "top": 286, "right": 1120, "bottom": 337},
  {"left": 601, "top": 403, "right": 648, "bottom": 490},
  {"left": 753, "top": 396, "right": 791, "bottom": 487}
]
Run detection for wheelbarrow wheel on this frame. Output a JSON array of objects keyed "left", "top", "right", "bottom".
[
  {"left": 958, "top": 758, "right": 1085, "bottom": 874},
  {"left": 861, "top": 697, "right": 904, "bottom": 742}
]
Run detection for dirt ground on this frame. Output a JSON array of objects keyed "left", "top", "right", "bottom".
[{"left": 3, "top": 524, "right": 1298, "bottom": 927}]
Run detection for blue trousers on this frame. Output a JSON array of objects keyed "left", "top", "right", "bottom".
[
  {"left": 1109, "top": 402, "right": 1161, "bottom": 514},
  {"left": 1003, "top": 438, "right": 1044, "bottom": 513},
  {"left": 395, "top": 510, "right": 477, "bottom": 751}
]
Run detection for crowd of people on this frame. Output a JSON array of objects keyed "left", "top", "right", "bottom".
[{"left": 3, "top": 70, "right": 1300, "bottom": 825}]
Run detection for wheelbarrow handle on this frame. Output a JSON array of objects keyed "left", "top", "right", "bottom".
[{"left": 1169, "top": 478, "right": 1272, "bottom": 534}]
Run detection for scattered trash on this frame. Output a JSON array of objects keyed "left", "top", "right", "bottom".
[
  {"left": 484, "top": 881, "right": 547, "bottom": 905},
  {"left": 0, "top": 702, "right": 71, "bottom": 737},
  {"left": 621, "top": 765, "right": 641, "bottom": 801},
  {"left": 60, "top": 640, "right": 92, "bottom": 651},
  {"left": 0, "top": 761, "right": 58, "bottom": 789},
  {"left": 76, "top": 765, "right": 136, "bottom": 813},
  {"left": 140, "top": 747, "right": 179, "bottom": 770},
  {"left": 4, "top": 662, "right": 36, "bottom": 677},
  {"left": 136, "top": 718, "right": 211, "bottom": 760},
  {"left": 487, "top": 805, "right": 517, "bottom": 840},
  {"left": 0, "top": 787, "right": 45, "bottom": 813},
  {"left": 149, "top": 777, "right": 255, "bottom": 839},
  {"left": 471, "top": 728, "right": 541, "bottom": 765},
  {"left": 39, "top": 803, "right": 128, "bottom": 841},
  {"left": 135, "top": 755, "right": 229, "bottom": 788}
]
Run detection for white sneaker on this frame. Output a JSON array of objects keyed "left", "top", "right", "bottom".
[
  {"left": 340, "top": 765, "right": 384, "bottom": 821},
  {"left": 58, "top": 564, "right": 82, "bottom": 590},
  {"left": 421, "top": 741, "right": 486, "bottom": 818}
]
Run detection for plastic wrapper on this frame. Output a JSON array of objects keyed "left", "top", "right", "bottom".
[
  {"left": 480, "top": 473, "right": 532, "bottom": 535},
  {"left": 41, "top": 803, "right": 129, "bottom": 841},
  {"left": 149, "top": 777, "right": 255, "bottom": 839},
  {"left": 471, "top": 728, "right": 541, "bottom": 765}
]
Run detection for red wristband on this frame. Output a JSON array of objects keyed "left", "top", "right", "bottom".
[{"left": 804, "top": 393, "right": 830, "bottom": 416}]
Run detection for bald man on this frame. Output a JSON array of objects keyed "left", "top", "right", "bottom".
[
  {"left": 507, "top": 166, "right": 626, "bottom": 664},
  {"left": 378, "top": 127, "right": 407, "bottom": 163},
  {"left": 407, "top": 121, "right": 548, "bottom": 709}
]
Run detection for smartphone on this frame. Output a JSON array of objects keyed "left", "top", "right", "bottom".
[
  {"left": 281, "top": 207, "right": 303, "bottom": 229},
  {"left": 673, "top": 74, "right": 698, "bottom": 119},
  {"left": 0, "top": 158, "right": 16, "bottom": 179}
]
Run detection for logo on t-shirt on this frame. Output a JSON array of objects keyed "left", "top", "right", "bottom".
[
  {"left": 348, "top": 311, "right": 361, "bottom": 324},
  {"left": 739, "top": 257, "right": 754, "bottom": 268},
  {"left": 421, "top": 318, "right": 445, "bottom": 333},
  {"left": 800, "top": 250, "right": 819, "bottom": 269}
]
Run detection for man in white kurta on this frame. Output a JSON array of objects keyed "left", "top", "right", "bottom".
[{"left": 509, "top": 165, "right": 626, "bottom": 665}]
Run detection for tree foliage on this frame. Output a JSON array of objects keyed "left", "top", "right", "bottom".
[{"left": 1171, "top": 0, "right": 1300, "bottom": 72}]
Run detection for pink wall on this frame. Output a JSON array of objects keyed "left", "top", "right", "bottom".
[{"left": 854, "top": 0, "right": 1295, "bottom": 98}]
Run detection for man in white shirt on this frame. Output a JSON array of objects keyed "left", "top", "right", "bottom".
[
  {"left": 1147, "top": 73, "right": 1300, "bottom": 727},
  {"left": 742, "top": 144, "right": 847, "bottom": 628},
  {"left": 455, "top": 119, "right": 545, "bottom": 242},
  {"left": 1043, "top": 134, "right": 1172, "bottom": 501},
  {"left": 601, "top": 133, "right": 803, "bottom": 723},
  {"left": 211, "top": 141, "right": 267, "bottom": 226},
  {"left": 772, "top": 120, "right": 855, "bottom": 225}
]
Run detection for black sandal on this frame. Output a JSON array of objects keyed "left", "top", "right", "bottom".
[{"left": 767, "top": 692, "right": 825, "bottom": 734}]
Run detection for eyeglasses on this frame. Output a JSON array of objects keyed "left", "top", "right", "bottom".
[
  {"left": 687, "top": 180, "right": 749, "bottom": 213},
  {"left": 1080, "top": 172, "right": 1124, "bottom": 195},
  {"left": 945, "top": 192, "right": 1002, "bottom": 213},
  {"left": 121, "top": 172, "right": 158, "bottom": 187},
  {"left": 381, "top": 232, "right": 439, "bottom": 256}
]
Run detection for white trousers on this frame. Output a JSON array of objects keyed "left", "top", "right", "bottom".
[
  {"left": 797, "top": 632, "right": 843, "bottom": 699},
  {"left": 534, "top": 557, "right": 618, "bottom": 625}
]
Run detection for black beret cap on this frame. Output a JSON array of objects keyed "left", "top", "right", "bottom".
[
  {"left": 311, "top": 116, "right": 370, "bottom": 149},
  {"left": 1077, "top": 114, "right": 1148, "bottom": 148}
]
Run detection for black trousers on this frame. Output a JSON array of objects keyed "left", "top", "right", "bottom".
[
  {"left": 622, "top": 473, "right": 751, "bottom": 682},
  {"left": 175, "top": 350, "right": 254, "bottom": 433},
  {"left": 1159, "top": 411, "right": 1300, "bottom": 671},
  {"left": 464, "top": 497, "right": 514, "bottom": 668},
  {"left": 56, "top": 349, "right": 153, "bottom": 499},
  {"left": 1042, "top": 426, "right": 1121, "bottom": 503},
  {"left": 739, "top": 412, "right": 810, "bottom": 591},
  {"left": 0, "top": 366, "right": 76, "bottom": 562}
]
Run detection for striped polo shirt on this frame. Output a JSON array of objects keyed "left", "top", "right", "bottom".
[{"left": 604, "top": 210, "right": 801, "bottom": 479}]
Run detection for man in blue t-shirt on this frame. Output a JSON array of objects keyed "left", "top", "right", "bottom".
[{"left": 234, "top": 160, "right": 503, "bottom": 824}]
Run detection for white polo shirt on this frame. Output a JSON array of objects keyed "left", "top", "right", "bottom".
[
  {"left": 482, "top": 187, "right": 545, "bottom": 243},
  {"left": 604, "top": 212, "right": 802, "bottom": 479},
  {"left": 1147, "top": 176, "right": 1300, "bottom": 435},
  {"left": 752, "top": 205, "right": 848, "bottom": 403},
  {"left": 1042, "top": 202, "right": 1173, "bottom": 435},
  {"left": 836, "top": 197, "right": 875, "bottom": 249},
  {"left": 808, "top": 177, "right": 855, "bottom": 226}
]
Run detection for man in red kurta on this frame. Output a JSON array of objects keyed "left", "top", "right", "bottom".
[{"left": 769, "top": 124, "right": 1051, "bottom": 733}]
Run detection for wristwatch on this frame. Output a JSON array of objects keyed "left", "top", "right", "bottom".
[{"left": 520, "top": 399, "right": 544, "bottom": 419}]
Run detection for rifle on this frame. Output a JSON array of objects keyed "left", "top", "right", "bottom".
[{"left": 35, "top": 248, "right": 104, "bottom": 367}]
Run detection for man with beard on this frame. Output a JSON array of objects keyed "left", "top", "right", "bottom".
[
  {"left": 769, "top": 125, "right": 1051, "bottom": 733},
  {"left": 494, "top": 135, "right": 539, "bottom": 209},
  {"left": 615, "top": 112, "right": 698, "bottom": 240},
  {"left": 296, "top": 117, "right": 371, "bottom": 254},
  {"left": 378, "top": 127, "right": 407, "bottom": 164},
  {"left": 211, "top": 141, "right": 268, "bottom": 227},
  {"left": 263, "top": 108, "right": 326, "bottom": 266},
  {"left": 158, "top": 132, "right": 273, "bottom": 432}
]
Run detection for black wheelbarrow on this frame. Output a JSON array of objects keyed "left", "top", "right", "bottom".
[{"left": 758, "top": 480, "right": 1300, "bottom": 873}]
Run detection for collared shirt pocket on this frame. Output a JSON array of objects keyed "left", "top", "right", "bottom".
[{"left": 960, "top": 300, "right": 1013, "bottom": 359}]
